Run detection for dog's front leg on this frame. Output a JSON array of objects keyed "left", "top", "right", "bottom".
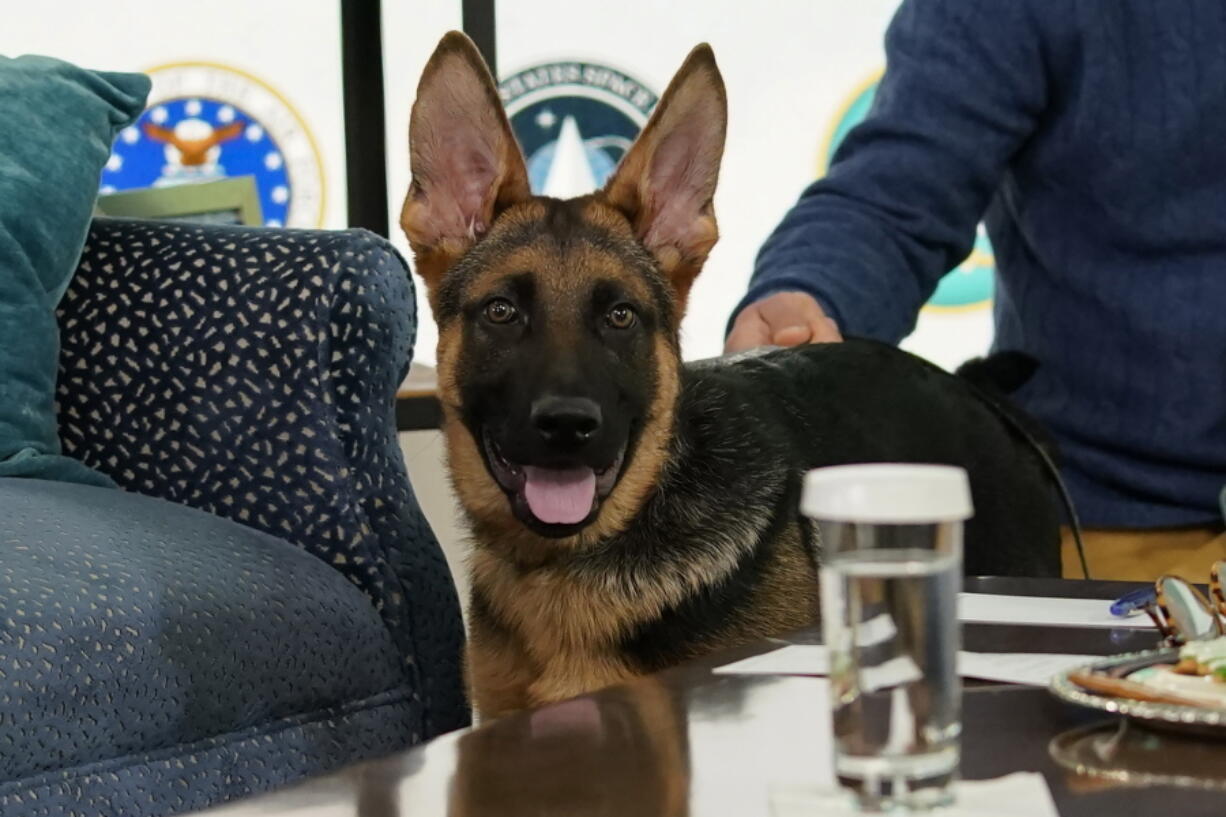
[{"left": 466, "top": 625, "right": 538, "bottom": 720}]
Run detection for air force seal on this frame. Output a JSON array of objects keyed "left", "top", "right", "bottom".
[
  {"left": 822, "top": 71, "right": 994, "bottom": 312},
  {"left": 101, "top": 62, "right": 325, "bottom": 227},
  {"left": 499, "top": 62, "right": 658, "bottom": 197}
]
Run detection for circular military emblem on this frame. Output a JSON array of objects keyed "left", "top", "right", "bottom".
[
  {"left": 499, "top": 62, "right": 658, "bottom": 197},
  {"left": 101, "top": 62, "right": 325, "bottom": 227},
  {"left": 821, "top": 71, "right": 994, "bottom": 312}
]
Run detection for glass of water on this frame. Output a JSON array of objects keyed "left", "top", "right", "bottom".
[{"left": 802, "top": 464, "right": 971, "bottom": 812}]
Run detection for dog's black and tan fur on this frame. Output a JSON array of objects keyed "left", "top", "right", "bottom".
[{"left": 402, "top": 33, "right": 1060, "bottom": 718}]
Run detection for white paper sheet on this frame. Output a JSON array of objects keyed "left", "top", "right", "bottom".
[
  {"left": 955, "top": 651, "right": 1098, "bottom": 686},
  {"left": 770, "top": 772, "right": 1060, "bottom": 817},
  {"left": 719, "top": 644, "right": 832, "bottom": 676},
  {"left": 717, "top": 644, "right": 1098, "bottom": 686},
  {"left": 958, "top": 592, "right": 1153, "bottom": 629}
]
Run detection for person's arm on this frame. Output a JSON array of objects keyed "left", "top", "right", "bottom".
[{"left": 727, "top": 0, "right": 1049, "bottom": 350}]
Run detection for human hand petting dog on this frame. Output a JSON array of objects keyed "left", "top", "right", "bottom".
[{"left": 724, "top": 291, "right": 842, "bottom": 353}]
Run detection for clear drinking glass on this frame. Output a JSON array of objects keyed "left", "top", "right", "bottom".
[{"left": 802, "top": 464, "right": 972, "bottom": 812}]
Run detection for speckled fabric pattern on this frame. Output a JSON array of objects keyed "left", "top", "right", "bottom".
[
  {"left": 0, "top": 219, "right": 467, "bottom": 816},
  {"left": 55, "top": 218, "right": 466, "bottom": 735},
  {"left": 0, "top": 478, "right": 418, "bottom": 816}
]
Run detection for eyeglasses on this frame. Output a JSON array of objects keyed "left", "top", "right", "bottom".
[{"left": 1109, "top": 564, "right": 1226, "bottom": 647}]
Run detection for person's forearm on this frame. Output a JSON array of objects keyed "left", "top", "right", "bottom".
[{"left": 735, "top": 0, "right": 1049, "bottom": 342}]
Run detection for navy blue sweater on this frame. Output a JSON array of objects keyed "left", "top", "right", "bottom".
[{"left": 737, "top": 0, "right": 1226, "bottom": 528}]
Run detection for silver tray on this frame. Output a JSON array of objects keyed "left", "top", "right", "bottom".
[{"left": 1048, "top": 648, "right": 1226, "bottom": 738}]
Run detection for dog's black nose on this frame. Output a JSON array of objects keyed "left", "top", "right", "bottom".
[{"left": 531, "top": 396, "right": 602, "bottom": 447}]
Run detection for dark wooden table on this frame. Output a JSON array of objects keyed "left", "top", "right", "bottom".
[{"left": 193, "top": 578, "right": 1226, "bottom": 816}]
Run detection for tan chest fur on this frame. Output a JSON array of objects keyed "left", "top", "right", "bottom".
[
  {"left": 466, "top": 551, "right": 665, "bottom": 715},
  {"left": 464, "top": 522, "right": 820, "bottom": 718}
]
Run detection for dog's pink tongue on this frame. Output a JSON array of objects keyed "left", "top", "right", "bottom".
[{"left": 523, "top": 466, "right": 596, "bottom": 525}]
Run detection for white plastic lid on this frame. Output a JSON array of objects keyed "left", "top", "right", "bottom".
[{"left": 801, "top": 463, "right": 973, "bottom": 524}]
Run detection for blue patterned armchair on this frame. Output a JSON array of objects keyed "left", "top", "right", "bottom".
[{"left": 0, "top": 218, "right": 467, "bottom": 816}]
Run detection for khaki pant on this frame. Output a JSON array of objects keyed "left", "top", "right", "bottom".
[{"left": 1060, "top": 525, "right": 1226, "bottom": 581}]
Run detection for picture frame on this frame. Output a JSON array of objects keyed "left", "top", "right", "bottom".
[{"left": 95, "top": 176, "right": 263, "bottom": 226}]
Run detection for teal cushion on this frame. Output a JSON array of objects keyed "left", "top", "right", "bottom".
[{"left": 0, "top": 55, "right": 149, "bottom": 485}]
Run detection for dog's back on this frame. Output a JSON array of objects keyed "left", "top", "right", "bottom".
[
  {"left": 684, "top": 340, "right": 1062, "bottom": 578},
  {"left": 597, "top": 340, "right": 1061, "bottom": 682}
]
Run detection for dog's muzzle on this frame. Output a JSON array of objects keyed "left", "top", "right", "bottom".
[{"left": 482, "top": 427, "right": 627, "bottom": 534}]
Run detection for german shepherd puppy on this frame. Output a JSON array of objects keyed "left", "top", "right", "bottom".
[{"left": 401, "top": 33, "right": 1060, "bottom": 718}]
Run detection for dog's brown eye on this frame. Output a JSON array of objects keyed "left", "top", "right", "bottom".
[
  {"left": 606, "top": 305, "right": 636, "bottom": 330},
  {"left": 484, "top": 298, "right": 518, "bottom": 324}
]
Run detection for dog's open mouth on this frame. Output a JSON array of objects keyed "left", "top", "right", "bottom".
[{"left": 482, "top": 429, "right": 626, "bottom": 533}]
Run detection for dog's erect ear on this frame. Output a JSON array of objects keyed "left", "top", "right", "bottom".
[
  {"left": 401, "top": 31, "right": 532, "bottom": 295},
  {"left": 601, "top": 44, "right": 727, "bottom": 307}
]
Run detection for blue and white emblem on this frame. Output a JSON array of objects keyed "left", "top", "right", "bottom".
[
  {"left": 499, "top": 62, "right": 658, "bottom": 197},
  {"left": 101, "top": 63, "right": 325, "bottom": 227}
]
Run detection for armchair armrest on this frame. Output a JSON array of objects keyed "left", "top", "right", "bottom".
[{"left": 56, "top": 218, "right": 467, "bottom": 736}]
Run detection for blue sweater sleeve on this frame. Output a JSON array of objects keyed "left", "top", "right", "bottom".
[{"left": 734, "top": 0, "right": 1049, "bottom": 342}]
